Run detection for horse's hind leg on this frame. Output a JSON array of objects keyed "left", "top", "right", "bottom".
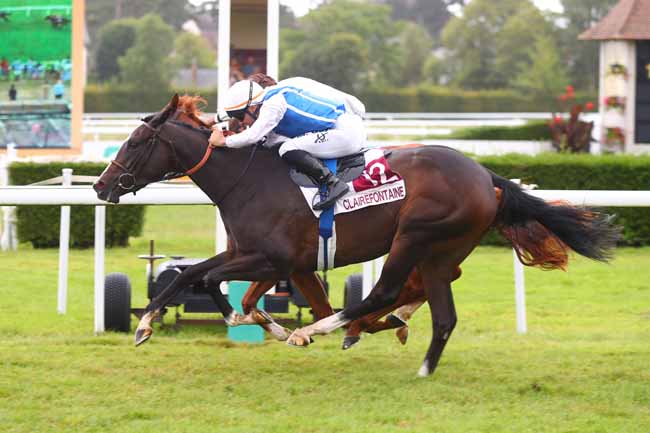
[
  {"left": 235, "top": 272, "right": 334, "bottom": 341},
  {"left": 343, "top": 300, "right": 425, "bottom": 349},
  {"left": 289, "top": 272, "right": 334, "bottom": 320},
  {"left": 416, "top": 260, "right": 457, "bottom": 378},
  {"left": 343, "top": 268, "right": 425, "bottom": 349},
  {"left": 237, "top": 280, "right": 292, "bottom": 341},
  {"left": 287, "top": 238, "right": 422, "bottom": 346}
]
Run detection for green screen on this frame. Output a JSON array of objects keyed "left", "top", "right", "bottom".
[{"left": 0, "top": 0, "right": 72, "bottom": 62}]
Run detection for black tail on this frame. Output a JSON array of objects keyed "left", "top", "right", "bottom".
[{"left": 490, "top": 172, "right": 621, "bottom": 269}]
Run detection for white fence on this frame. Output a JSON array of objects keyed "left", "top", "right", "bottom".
[
  {"left": 81, "top": 112, "right": 599, "bottom": 160},
  {"left": 1, "top": 183, "right": 649, "bottom": 335}
]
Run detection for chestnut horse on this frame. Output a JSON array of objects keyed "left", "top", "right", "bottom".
[
  {"left": 95, "top": 94, "right": 619, "bottom": 377},
  {"left": 172, "top": 95, "right": 425, "bottom": 346}
]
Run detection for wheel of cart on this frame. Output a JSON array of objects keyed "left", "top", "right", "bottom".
[
  {"left": 344, "top": 273, "right": 363, "bottom": 310},
  {"left": 104, "top": 272, "right": 132, "bottom": 332}
]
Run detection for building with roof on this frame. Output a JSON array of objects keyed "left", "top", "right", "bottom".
[{"left": 580, "top": 0, "right": 650, "bottom": 153}]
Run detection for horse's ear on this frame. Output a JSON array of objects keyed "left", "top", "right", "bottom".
[
  {"left": 170, "top": 93, "right": 179, "bottom": 108},
  {"left": 153, "top": 93, "right": 180, "bottom": 126}
]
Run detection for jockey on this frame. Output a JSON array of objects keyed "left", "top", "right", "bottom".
[{"left": 208, "top": 77, "right": 367, "bottom": 211}]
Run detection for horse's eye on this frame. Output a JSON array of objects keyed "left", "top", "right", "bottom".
[{"left": 127, "top": 140, "right": 138, "bottom": 148}]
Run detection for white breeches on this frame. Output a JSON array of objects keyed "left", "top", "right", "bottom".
[{"left": 278, "top": 113, "right": 366, "bottom": 158}]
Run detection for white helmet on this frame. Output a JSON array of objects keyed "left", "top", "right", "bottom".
[{"left": 223, "top": 80, "right": 264, "bottom": 115}]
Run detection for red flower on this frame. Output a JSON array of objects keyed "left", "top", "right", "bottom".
[
  {"left": 566, "top": 85, "right": 574, "bottom": 94},
  {"left": 560, "top": 94, "right": 568, "bottom": 102},
  {"left": 553, "top": 115, "right": 563, "bottom": 124},
  {"left": 585, "top": 102, "right": 595, "bottom": 110}
]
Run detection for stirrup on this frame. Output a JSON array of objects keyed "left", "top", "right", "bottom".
[{"left": 313, "top": 181, "right": 349, "bottom": 211}]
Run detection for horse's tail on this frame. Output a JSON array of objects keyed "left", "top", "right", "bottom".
[{"left": 489, "top": 172, "right": 620, "bottom": 270}]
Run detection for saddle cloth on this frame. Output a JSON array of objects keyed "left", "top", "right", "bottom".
[
  {"left": 290, "top": 148, "right": 406, "bottom": 271},
  {"left": 291, "top": 148, "right": 406, "bottom": 218}
]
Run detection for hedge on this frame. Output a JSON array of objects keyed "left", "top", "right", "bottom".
[
  {"left": 360, "top": 86, "right": 596, "bottom": 113},
  {"left": 84, "top": 83, "right": 596, "bottom": 113},
  {"left": 85, "top": 84, "right": 218, "bottom": 113},
  {"left": 447, "top": 121, "right": 552, "bottom": 141},
  {"left": 476, "top": 153, "right": 650, "bottom": 246},
  {"left": 9, "top": 162, "right": 145, "bottom": 248}
]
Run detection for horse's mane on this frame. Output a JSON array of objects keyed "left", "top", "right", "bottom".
[{"left": 177, "top": 95, "right": 210, "bottom": 128}]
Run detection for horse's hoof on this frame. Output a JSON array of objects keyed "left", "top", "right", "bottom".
[
  {"left": 286, "top": 329, "right": 312, "bottom": 347},
  {"left": 417, "top": 360, "right": 431, "bottom": 378},
  {"left": 396, "top": 325, "right": 409, "bottom": 345},
  {"left": 387, "top": 313, "right": 407, "bottom": 328},
  {"left": 134, "top": 327, "right": 152, "bottom": 347},
  {"left": 342, "top": 335, "right": 360, "bottom": 350}
]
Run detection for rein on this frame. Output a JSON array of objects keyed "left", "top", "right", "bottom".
[{"left": 110, "top": 119, "right": 259, "bottom": 205}]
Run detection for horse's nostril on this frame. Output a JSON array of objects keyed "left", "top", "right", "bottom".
[{"left": 94, "top": 181, "right": 105, "bottom": 191}]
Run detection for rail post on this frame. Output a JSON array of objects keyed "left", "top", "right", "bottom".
[
  {"left": 94, "top": 205, "right": 106, "bottom": 334},
  {"left": 0, "top": 143, "right": 17, "bottom": 251},
  {"left": 57, "top": 168, "right": 73, "bottom": 314}
]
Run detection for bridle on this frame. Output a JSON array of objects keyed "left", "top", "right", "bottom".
[{"left": 108, "top": 119, "right": 258, "bottom": 205}]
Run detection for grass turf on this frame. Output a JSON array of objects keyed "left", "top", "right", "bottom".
[{"left": 0, "top": 205, "right": 648, "bottom": 432}]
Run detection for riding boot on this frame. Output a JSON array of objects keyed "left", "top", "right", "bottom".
[{"left": 282, "top": 150, "right": 349, "bottom": 211}]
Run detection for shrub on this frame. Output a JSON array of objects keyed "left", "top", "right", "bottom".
[
  {"left": 85, "top": 83, "right": 218, "bottom": 113},
  {"left": 360, "top": 85, "right": 596, "bottom": 113},
  {"left": 84, "top": 84, "right": 595, "bottom": 113},
  {"left": 9, "top": 162, "right": 145, "bottom": 248},
  {"left": 478, "top": 153, "right": 650, "bottom": 245},
  {"left": 449, "top": 121, "right": 552, "bottom": 141}
]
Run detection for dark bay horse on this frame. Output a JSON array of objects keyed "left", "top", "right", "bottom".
[
  {"left": 173, "top": 95, "right": 425, "bottom": 346},
  {"left": 94, "top": 94, "right": 619, "bottom": 377}
]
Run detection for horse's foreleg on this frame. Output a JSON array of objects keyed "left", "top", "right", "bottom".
[
  {"left": 287, "top": 239, "right": 422, "bottom": 347},
  {"left": 135, "top": 251, "right": 234, "bottom": 346},
  {"left": 202, "top": 253, "right": 283, "bottom": 327}
]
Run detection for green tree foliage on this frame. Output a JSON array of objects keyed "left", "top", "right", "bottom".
[
  {"left": 283, "top": 33, "right": 368, "bottom": 93},
  {"left": 514, "top": 34, "right": 570, "bottom": 105},
  {"left": 173, "top": 32, "right": 216, "bottom": 69},
  {"left": 375, "top": 0, "right": 453, "bottom": 39},
  {"left": 280, "top": 0, "right": 404, "bottom": 89},
  {"left": 95, "top": 19, "right": 138, "bottom": 82},
  {"left": 442, "top": 0, "right": 517, "bottom": 89},
  {"left": 398, "top": 22, "right": 434, "bottom": 85},
  {"left": 279, "top": 4, "right": 297, "bottom": 28},
  {"left": 118, "top": 14, "right": 176, "bottom": 90},
  {"left": 87, "top": 0, "right": 190, "bottom": 33},
  {"left": 560, "top": 0, "right": 619, "bottom": 90},
  {"left": 494, "top": 3, "right": 554, "bottom": 88},
  {"left": 442, "top": 0, "right": 558, "bottom": 90}
]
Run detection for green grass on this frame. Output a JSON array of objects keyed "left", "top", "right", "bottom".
[
  {"left": 0, "top": 205, "right": 649, "bottom": 432},
  {"left": 0, "top": 80, "right": 71, "bottom": 101}
]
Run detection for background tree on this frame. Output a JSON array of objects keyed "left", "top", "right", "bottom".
[
  {"left": 493, "top": 3, "right": 554, "bottom": 88},
  {"left": 94, "top": 19, "right": 138, "bottom": 82},
  {"left": 373, "top": 0, "right": 453, "bottom": 39},
  {"left": 398, "top": 22, "right": 434, "bottom": 86},
  {"left": 173, "top": 32, "right": 216, "bottom": 69},
  {"left": 118, "top": 15, "right": 176, "bottom": 90},
  {"left": 514, "top": 34, "right": 570, "bottom": 105},
  {"left": 282, "top": 32, "right": 368, "bottom": 93},
  {"left": 281, "top": 0, "right": 404, "bottom": 88},
  {"left": 87, "top": 0, "right": 190, "bottom": 32},
  {"left": 560, "top": 0, "right": 619, "bottom": 90},
  {"left": 442, "top": 0, "right": 561, "bottom": 90}
]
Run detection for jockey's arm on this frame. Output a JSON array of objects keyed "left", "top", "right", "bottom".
[{"left": 224, "top": 94, "right": 287, "bottom": 148}]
